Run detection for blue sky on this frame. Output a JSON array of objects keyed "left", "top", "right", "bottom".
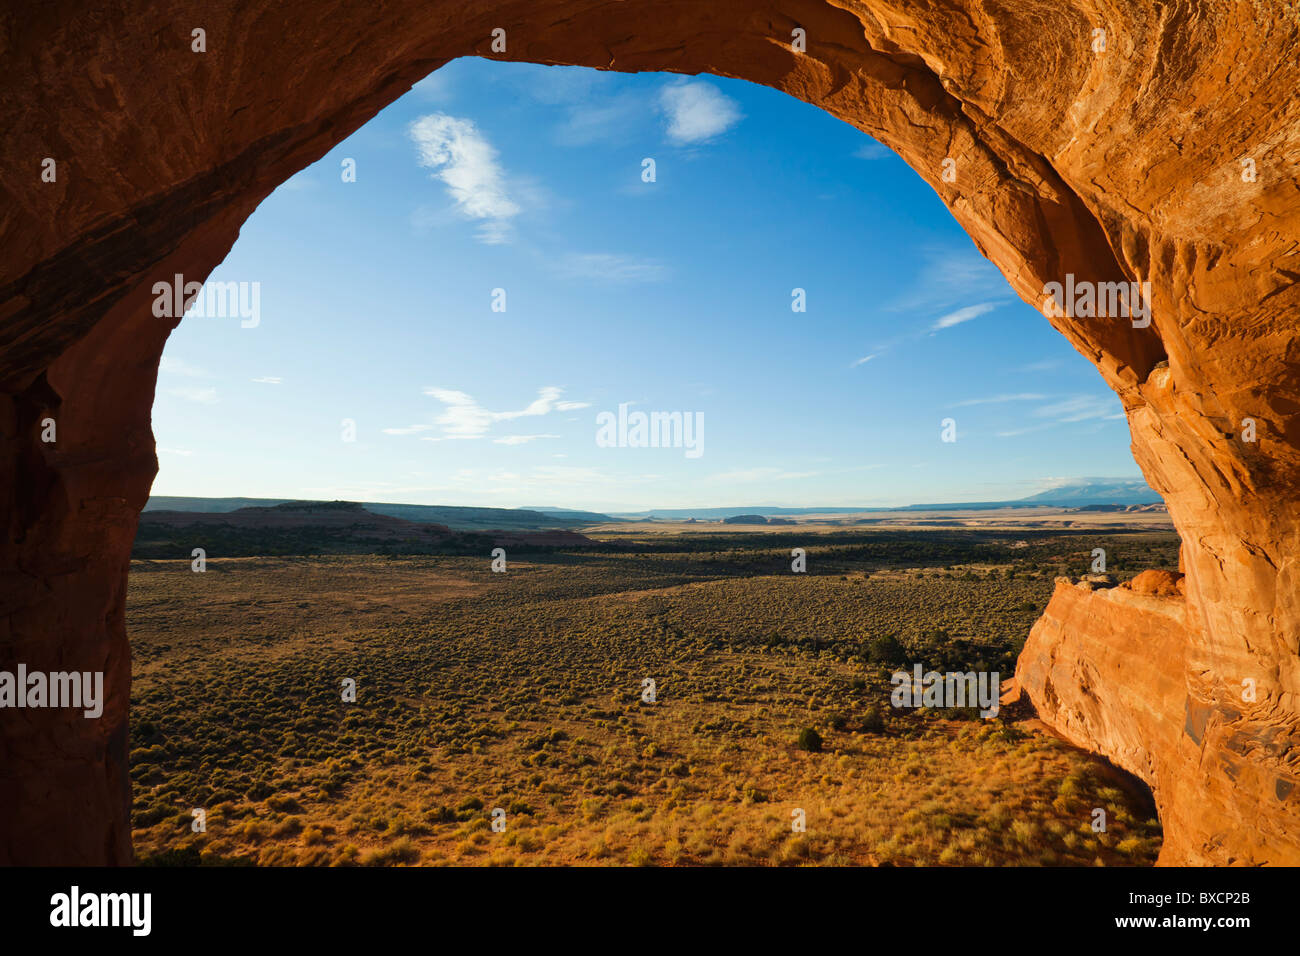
[{"left": 152, "top": 58, "right": 1139, "bottom": 512}]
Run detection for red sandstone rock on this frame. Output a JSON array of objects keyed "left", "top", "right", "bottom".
[
  {"left": 1, "top": 1, "right": 1299, "bottom": 864},
  {"left": 1019, "top": 579, "right": 1300, "bottom": 864},
  {"left": 1124, "top": 569, "right": 1184, "bottom": 598}
]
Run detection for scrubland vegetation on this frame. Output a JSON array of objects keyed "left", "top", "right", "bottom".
[{"left": 127, "top": 529, "right": 1175, "bottom": 866}]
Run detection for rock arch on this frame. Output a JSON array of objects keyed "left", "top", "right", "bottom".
[{"left": 2, "top": 1, "right": 1298, "bottom": 864}]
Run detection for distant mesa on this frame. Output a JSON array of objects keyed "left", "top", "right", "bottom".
[
  {"left": 134, "top": 499, "right": 596, "bottom": 557},
  {"left": 263, "top": 499, "right": 368, "bottom": 514},
  {"left": 1020, "top": 478, "right": 1162, "bottom": 507},
  {"left": 721, "top": 514, "right": 768, "bottom": 524},
  {"left": 144, "top": 496, "right": 619, "bottom": 531},
  {"left": 609, "top": 477, "right": 1164, "bottom": 521},
  {"left": 1072, "top": 503, "right": 1165, "bottom": 513}
]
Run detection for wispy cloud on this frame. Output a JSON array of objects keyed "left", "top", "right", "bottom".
[
  {"left": 1031, "top": 395, "right": 1126, "bottom": 423},
  {"left": 952, "top": 393, "right": 1046, "bottom": 407},
  {"left": 996, "top": 394, "right": 1126, "bottom": 436},
  {"left": 409, "top": 113, "right": 520, "bottom": 244},
  {"left": 852, "top": 245, "right": 1015, "bottom": 359},
  {"left": 892, "top": 245, "right": 1013, "bottom": 315},
  {"left": 251, "top": 376, "right": 282, "bottom": 385},
  {"left": 932, "top": 302, "right": 999, "bottom": 330},
  {"left": 555, "top": 253, "right": 667, "bottom": 283},
  {"left": 659, "top": 80, "right": 742, "bottom": 144},
  {"left": 393, "top": 386, "right": 590, "bottom": 441},
  {"left": 850, "top": 354, "right": 878, "bottom": 368},
  {"left": 854, "top": 141, "right": 892, "bottom": 161}
]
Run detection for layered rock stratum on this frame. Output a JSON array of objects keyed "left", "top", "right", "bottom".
[{"left": 2, "top": 1, "right": 1299, "bottom": 864}]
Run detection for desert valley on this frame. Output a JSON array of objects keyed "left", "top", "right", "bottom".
[{"left": 127, "top": 498, "right": 1172, "bottom": 866}]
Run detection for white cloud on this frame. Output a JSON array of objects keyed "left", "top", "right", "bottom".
[
  {"left": 850, "top": 354, "right": 877, "bottom": 368},
  {"left": 889, "top": 246, "right": 1014, "bottom": 315},
  {"left": 382, "top": 424, "right": 433, "bottom": 436},
  {"left": 932, "top": 302, "right": 999, "bottom": 330},
  {"left": 997, "top": 394, "right": 1126, "bottom": 436},
  {"left": 854, "top": 141, "right": 892, "bottom": 160},
  {"left": 415, "top": 386, "right": 589, "bottom": 440},
  {"left": 854, "top": 246, "right": 1015, "bottom": 359},
  {"left": 251, "top": 376, "right": 282, "bottom": 385},
  {"left": 475, "top": 219, "right": 514, "bottom": 245},
  {"left": 555, "top": 253, "right": 667, "bottom": 283},
  {"left": 659, "top": 80, "right": 742, "bottom": 144},
  {"left": 422, "top": 388, "right": 494, "bottom": 438},
  {"left": 409, "top": 113, "right": 520, "bottom": 243},
  {"left": 1031, "top": 395, "right": 1125, "bottom": 423}
]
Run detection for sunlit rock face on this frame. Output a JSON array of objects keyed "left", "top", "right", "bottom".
[
  {"left": 1, "top": 1, "right": 1298, "bottom": 864},
  {"left": 1017, "top": 576, "right": 1300, "bottom": 865}
]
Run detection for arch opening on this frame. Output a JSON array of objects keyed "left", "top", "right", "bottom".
[{"left": 126, "top": 58, "right": 1169, "bottom": 866}]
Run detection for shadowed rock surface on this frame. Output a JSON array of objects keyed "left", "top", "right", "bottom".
[{"left": 2, "top": 1, "right": 1299, "bottom": 864}]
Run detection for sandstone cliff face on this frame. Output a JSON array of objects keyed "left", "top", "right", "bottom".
[
  {"left": 2, "top": 1, "right": 1299, "bottom": 863},
  {"left": 1017, "top": 577, "right": 1300, "bottom": 865}
]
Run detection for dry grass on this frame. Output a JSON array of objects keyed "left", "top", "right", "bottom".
[{"left": 127, "top": 536, "right": 1168, "bottom": 866}]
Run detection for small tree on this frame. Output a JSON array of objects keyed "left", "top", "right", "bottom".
[{"left": 868, "top": 634, "right": 905, "bottom": 665}]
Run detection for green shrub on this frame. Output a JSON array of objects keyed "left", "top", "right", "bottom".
[
  {"left": 796, "top": 727, "right": 823, "bottom": 752},
  {"left": 868, "top": 635, "right": 905, "bottom": 665},
  {"left": 861, "top": 704, "right": 886, "bottom": 733}
]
